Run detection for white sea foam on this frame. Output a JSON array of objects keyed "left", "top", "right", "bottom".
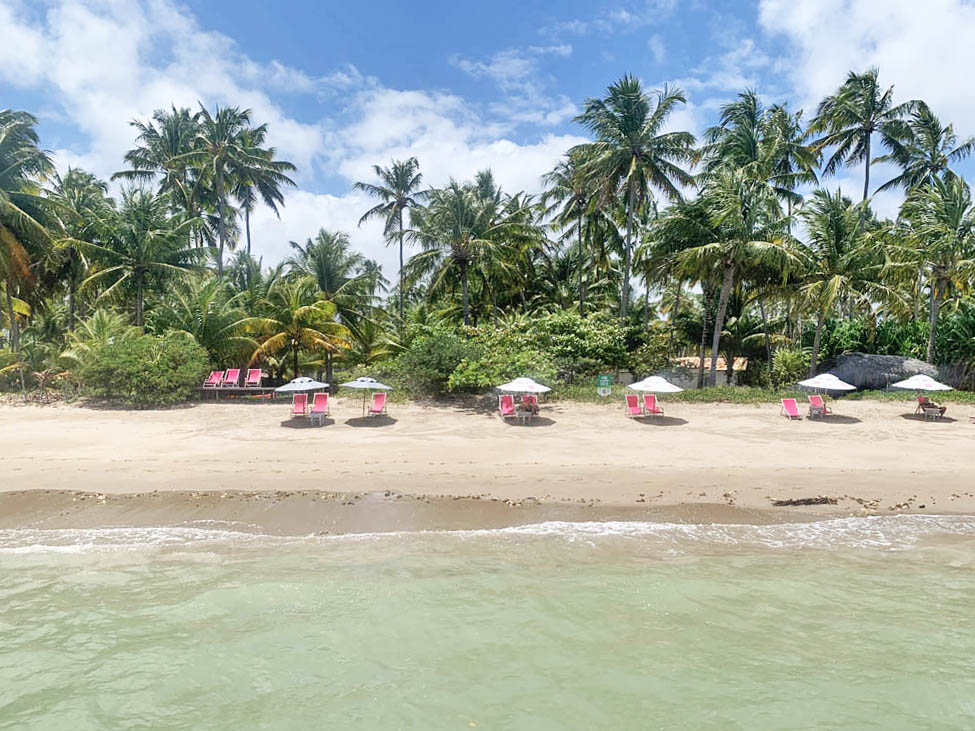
[{"left": 2, "top": 515, "right": 975, "bottom": 554}]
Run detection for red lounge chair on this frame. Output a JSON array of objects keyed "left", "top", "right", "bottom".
[
  {"left": 642, "top": 394, "right": 664, "bottom": 417},
  {"left": 523, "top": 394, "right": 538, "bottom": 409},
  {"left": 309, "top": 392, "right": 329, "bottom": 426},
  {"left": 244, "top": 368, "right": 262, "bottom": 388},
  {"left": 368, "top": 392, "right": 387, "bottom": 417},
  {"left": 203, "top": 370, "right": 224, "bottom": 388},
  {"left": 915, "top": 395, "right": 930, "bottom": 414},
  {"left": 781, "top": 398, "right": 802, "bottom": 420},
  {"left": 499, "top": 394, "right": 516, "bottom": 421},
  {"left": 222, "top": 368, "right": 240, "bottom": 387},
  {"left": 624, "top": 394, "right": 642, "bottom": 417},
  {"left": 808, "top": 395, "right": 832, "bottom": 418},
  {"left": 291, "top": 393, "right": 308, "bottom": 418}
]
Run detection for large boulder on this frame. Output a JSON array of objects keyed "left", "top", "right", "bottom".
[{"left": 819, "top": 352, "right": 938, "bottom": 390}]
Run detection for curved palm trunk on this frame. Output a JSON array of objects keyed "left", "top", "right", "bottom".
[
  {"left": 809, "top": 307, "right": 827, "bottom": 377},
  {"left": 708, "top": 265, "right": 735, "bottom": 387},
  {"left": 215, "top": 164, "right": 227, "bottom": 276},
  {"left": 577, "top": 212, "right": 585, "bottom": 317},
  {"left": 4, "top": 275, "right": 18, "bottom": 354},
  {"left": 927, "top": 279, "right": 943, "bottom": 363},
  {"left": 697, "top": 287, "right": 711, "bottom": 389},
  {"left": 621, "top": 183, "right": 636, "bottom": 326}
]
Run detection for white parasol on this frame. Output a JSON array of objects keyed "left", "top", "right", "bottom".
[
  {"left": 496, "top": 377, "right": 552, "bottom": 394},
  {"left": 890, "top": 374, "right": 953, "bottom": 391},
  {"left": 628, "top": 376, "right": 684, "bottom": 393},
  {"left": 796, "top": 373, "right": 856, "bottom": 391},
  {"left": 340, "top": 377, "right": 393, "bottom": 415},
  {"left": 275, "top": 377, "right": 329, "bottom": 393}
]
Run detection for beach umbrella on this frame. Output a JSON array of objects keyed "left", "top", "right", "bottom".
[
  {"left": 628, "top": 376, "right": 684, "bottom": 393},
  {"left": 340, "top": 376, "right": 393, "bottom": 414},
  {"left": 275, "top": 376, "right": 329, "bottom": 394},
  {"left": 890, "top": 374, "right": 953, "bottom": 391},
  {"left": 796, "top": 373, "right": 856, "bottom": 392},
  {"left": 496, "top": 377, "right": 552, "bottom": 394}
]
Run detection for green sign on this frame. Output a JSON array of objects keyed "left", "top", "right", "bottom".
[{"left": 596, "top": 374, "right": 612, "bottom": 387}]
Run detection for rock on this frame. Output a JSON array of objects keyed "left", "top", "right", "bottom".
[{"left": 818, "top": 352, "right": 941, "bottom": 390}]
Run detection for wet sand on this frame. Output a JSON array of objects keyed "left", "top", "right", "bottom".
[{"left": 1, "top": 398, "right": 974, "bottom": 533}]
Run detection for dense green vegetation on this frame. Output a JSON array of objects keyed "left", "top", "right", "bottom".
[{"left": 3, "top": 68, "right": 975, "bottom": 406}]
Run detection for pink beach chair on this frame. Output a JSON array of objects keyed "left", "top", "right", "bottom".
[
  {"left": 624, "top": 394, "right": 642, "bottom": 417},
  {"left": 642, "top": 393, "right": 664, "bottom": 417},
  {"left": 309, "top": 392, "right": 329, "bottom": 426},
  {"left": 368, "top": 392, "right": 388, "bottom": 417},
  {"left": 780, "top": 398, "right": 802, "bottom": 420},
  {"left": 203, "top": 370, "right": 224, "bottom": 388},
  {"left": 291, "top": 393, "right": 308, "bottom": 418},
  {"left": 523, "top": 394, "right": 538, "bottom": 409},
  {"left": 499, "top": 394, "right": 516, "bottom": 421},
  {"left": 808, "top": 394, "right": 832, "bottom": 418},
  {"left": 244, "top": 368, "right": 262, "bottom": 388},
  {"left": 222, "top": 368, "right": 240, "bottom": 387}
]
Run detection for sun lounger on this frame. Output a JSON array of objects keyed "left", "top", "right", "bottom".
[
  {"left": 921, "top": 402, "right": 946, "bottom": 420},
  {"left": 499, "top": 394, "right": 517, "bottom": 421},
  {"left": 915, "top": 395, "right": 930, "bottom": 414},
  {"left": 222, "top": 368, "right": 240, "bottom": 387},
  {"left": 624, "top": 394, "right": 642, "bottom": 417},
  {"left": 780, "top": 398, "right": 802, "bottom": 420},
  {"left": 808, "top": 395, "right": 832, "bottom": 419},
  {"left": 291, "top": 393, "right": 308, "bottom": 418},
  {"left": 203, "top": 370, "right": 224, "bottom": 388},
  {"left": 642, "top": 394, "right": 664, "bottom": 417},
  {"left": 244, "top": 368, "right": 262, "bottom": 388},
  {"left": 309, "top": 392, "right": 329, "bottom": 426},
  {"left": 367, "top": 392, "right": 387, "bottom": 417}
]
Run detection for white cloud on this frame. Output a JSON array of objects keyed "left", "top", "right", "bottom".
[{"left": 648, "top": 34, "right": 666, "bottom": 64}]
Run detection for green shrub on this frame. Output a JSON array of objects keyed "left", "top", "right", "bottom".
[
  {"left": 626, "top": 324, "right": 672, "bottom": 378},
  {"left": 80, "top": 332, "right": 209, "bottom": 408},
  {"left": 448, "top": 342, "right": 557, "bottom": 392},
  {"left": 390, "top": 329, "right": 477, "bottom": 394},
  {"left": 772, "top": 347, "right": 809, "bottom": 385}
]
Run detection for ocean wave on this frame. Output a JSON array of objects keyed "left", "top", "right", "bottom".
[{"left": 2, "top": 515, "right": 975, "bottom": 554}]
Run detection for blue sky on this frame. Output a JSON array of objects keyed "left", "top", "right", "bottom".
[{"left": 1, "top": 0, "right": 974, "bottom": 275}]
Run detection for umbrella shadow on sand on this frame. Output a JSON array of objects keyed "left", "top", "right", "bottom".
[
  {"left": 345, "top": 416, "right": 398, "bottom": 428},
  {"left": 279, "top": 418, "right": 334, "bottom": 429},
  {"left": 633, "top": 416, "right": 688, "bottom": 427},
  {"left": 810, "top": 414, "right": 861, "bottom": 425},
  {"left": 900, "top": 413, "right": 958, "bottom": 424},
  {"left": 505, "top": 417, "right": 556, "bottom": 427}
]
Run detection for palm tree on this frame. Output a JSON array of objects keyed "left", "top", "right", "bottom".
[
  {"left": 353, "top": 157, "right": 426, "bottom": 319},
  {"left": 679, "top": 167, "right": 799, "bottom": 386},
  {"left": 82, "top": 189, "right": 200, "bottom": 327},
  {"left": 798, "top": 189, "right": 890, "bottom": 375},
  {"left": 0, "top": 110, "right": 56, "bottom": 355},
  {"left": 898, "top": 176, "right": 975, "bottom": 362},
  {"left": 231, "top": 127, "right": 296, "bottom": 256},
  {"left": 572, "top": 75, "right": 695, "bottom": 324},
  {"left": 875, "top": 102, "right": 975, "bottom": 192},
  {"left": 541, "top": 150, "right": 595, "bottom": 316},
  {"left": 251, "top": 277, "right": 350, "bottom": 379},
  {"left": 809, "top": 68, "right": 916, "bottom": 221}
]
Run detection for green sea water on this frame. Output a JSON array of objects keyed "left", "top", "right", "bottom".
[{"left": 2, "top": 516, "right": 975, "bottom": 730}]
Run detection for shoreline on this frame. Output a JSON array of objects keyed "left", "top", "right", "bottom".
[{"left": 3, "top": 399, "right": 975, "bottom": 533}]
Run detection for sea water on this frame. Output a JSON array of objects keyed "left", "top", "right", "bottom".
[{"left": 2, "top": 516, "right": 975, "bottom": 730}]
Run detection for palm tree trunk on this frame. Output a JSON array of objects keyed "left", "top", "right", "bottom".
[
  {"left": 492, "top": 289, "right": 498, "bottom": 328},
  {"left": 245, "top": 207, "right": 252, "bottom": 256},
  {"left": 668, "top": 281, "right": 681, "bottom": 351},
  {"left": 461, "top": 263, "right": 470, "bottom": 326},
  {"left": 577, "top": 213, "right": 585, "bottom": 317},
  {"left": 292, "top": 343, "right": 299, "bottom": 378},
  {"left": 135, "top": 272, "right": 144, "bottom": 328},
  {"left": 215, "top": 165, "right": 227, "bottom": 276},
  {"left": 708, "top": 265, "right": 735, "bottom": 387},
  {"left": 325, "top": 351, "right": 334, "bottom": 394},
  {"left": 4, "top": 276, "right": 18, "bottom": 354},
  {"left": 643, "top": 289, "right": 650, "bottom": 332},
  {"left": 809, "top": 307, "right": 827, "bottom": 377},
  {"left": 697, "top": 288, "right": 710, "bottom": 389},
  {"left": 621, "top": 183, "right": 636, "bottom": 325},
  {"left": 858, "top": 134, "right": 871, "bottom": 231},
  {"left": 927, "top": 279, "right": 942, "bottom": 363},
  {"left": 759, "top": 297, "right": 774, "bottom": 386},
  {"left": 67, "top": 285, "right": 75, "bottom": 332},
  {"left": 398, "top": 209, "right": 405, "bottom": 321}
]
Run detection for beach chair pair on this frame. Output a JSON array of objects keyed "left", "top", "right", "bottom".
[
  {"left": 916, "top": 395, "right": 947, "bottom": 420},
  {"left": 624, "top": 393, "right": 664, "bottom": 418},
  {"left": 781, "top": 396, "right": 833, "bottom": 421},
  {"left": 292, "top": 393, "right": 330, "bottom": 425},
  {"left": 498, "top": 394, "right": 539, "bottom": 423},
  {"left": 203, "top": 369, "right": 263, "bottom": 388}
]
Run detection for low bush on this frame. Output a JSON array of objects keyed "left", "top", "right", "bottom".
[
  {"left": 389, "top": 328, "right": 477, "bottom": 395},
  {"left": 772, "top": 347, "right": 809, "bottom": 385},
  {"left": 80, "top": 332, "right": 209, "bottom": 408}
]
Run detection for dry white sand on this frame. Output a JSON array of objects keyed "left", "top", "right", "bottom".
[{"left": 1, "top": 397, "right": 973, "bottom": 531}]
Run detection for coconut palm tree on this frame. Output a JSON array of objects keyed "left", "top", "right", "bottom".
[
  {"left": 353, "top": 157, "right": 426, "bottom": 320},
  {"left": 81, "top": 189, "right": 201, "bottom": 327},
  {"left": 251, "top": 277, "right": 350, "bottom": 379},
  {"left": 231, "top": 126, "right": 296, "bottom": 256},
  {"left": 809, "top": 68, "right": 917, "bottom": 219},
  {"left": 572, "top": 75, "right": 695, "bottom": 324},
  {"left": 898, "top": 176, "right": 975, "bottom": 363},
  {"left": 875, "top": 102, "right": 975, "bottom": 192},
  {"left": 0, "top": 110, "right": 56, "bottom": 355}
]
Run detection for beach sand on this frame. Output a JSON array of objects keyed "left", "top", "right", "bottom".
[{"left": 1, "top": 397, "right": 973, "bottom": 533}]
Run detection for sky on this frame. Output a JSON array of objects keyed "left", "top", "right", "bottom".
[{"left": 2, "top": 0, "right": 975, "bottom": 277}]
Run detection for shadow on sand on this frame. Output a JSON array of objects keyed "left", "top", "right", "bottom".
[
  {"left": 279, "top": 417, "right": 334, "bottom": 429},
  {"left": 633, "top": 415, "right": 688, "bottom": 427},
  {"left": 345, "top": 416, "right": 398, "bottom": 428},
  {"left": 505, "top": 417, "right": 556, "bottom": 428},
  {"left": 900, "top": 413, "right": 957, "bottom": 424},
  {"left": 809, "top": 414, "right": 861, "bottom": 425}
]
